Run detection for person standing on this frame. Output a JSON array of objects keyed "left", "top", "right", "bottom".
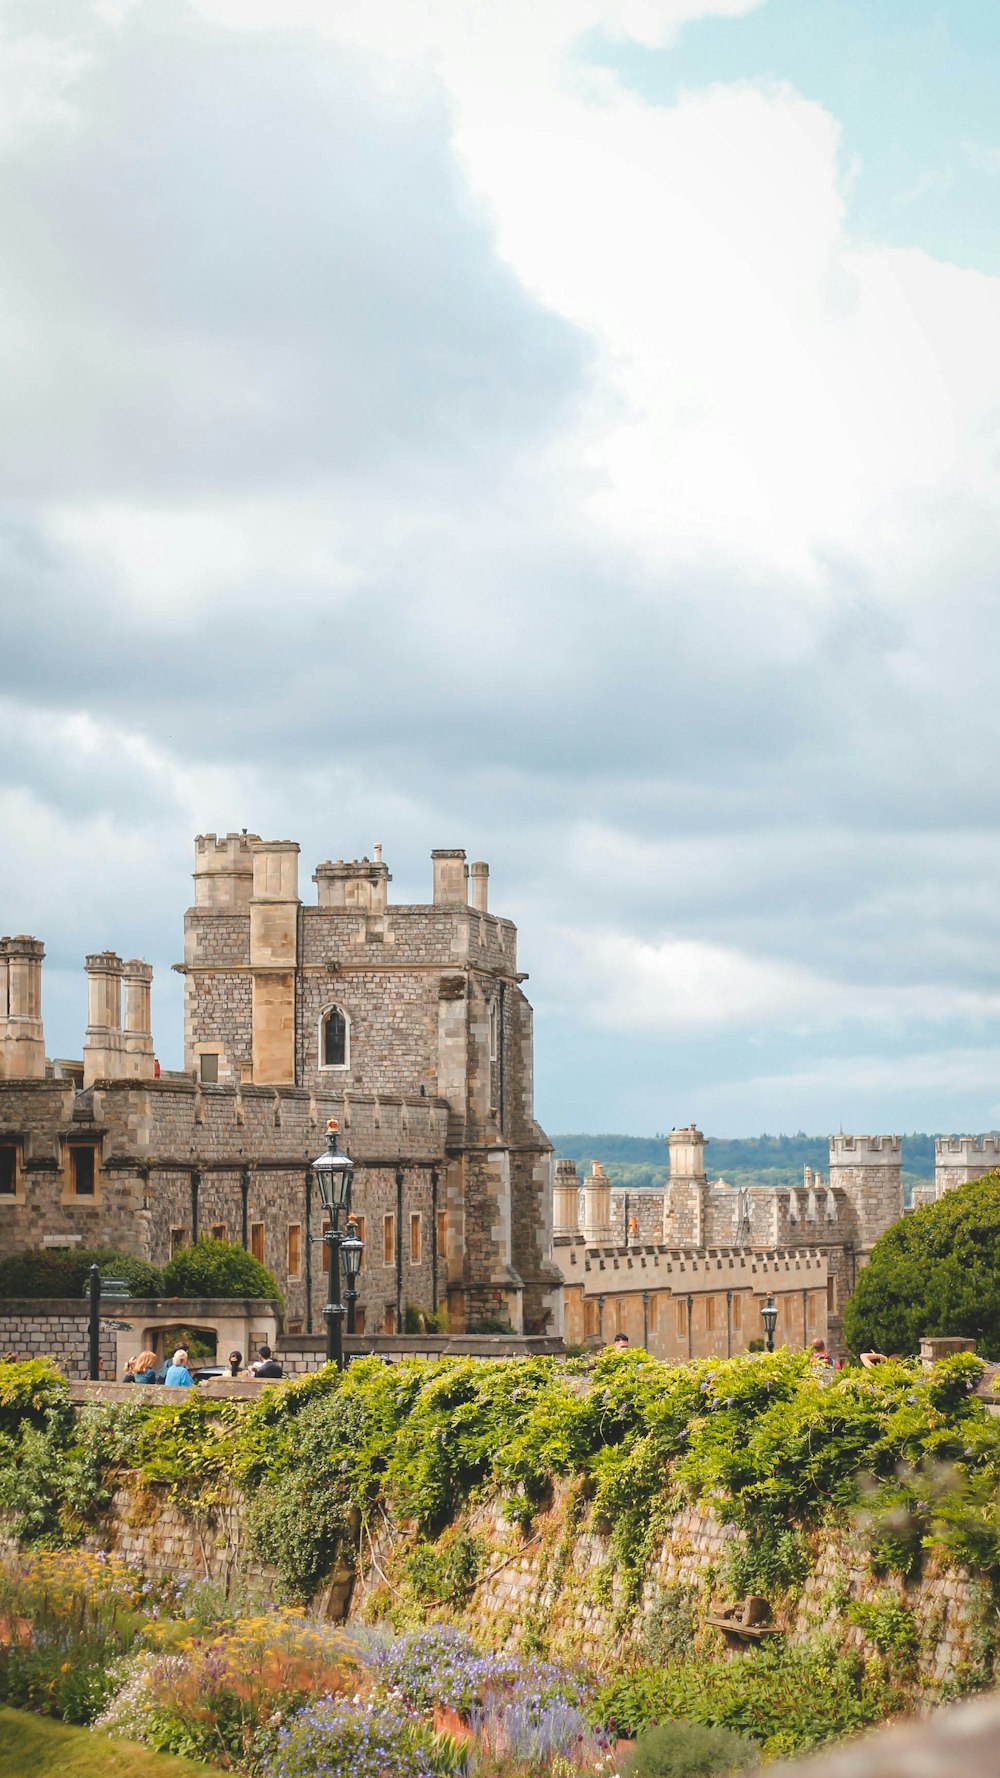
[{"left": 163, "top": 1348, "right": 194, "bottom": 1386}]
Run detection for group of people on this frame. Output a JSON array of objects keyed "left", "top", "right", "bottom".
[{"left": 121, "top": 1344, "right": 284, "bottom": 1385}]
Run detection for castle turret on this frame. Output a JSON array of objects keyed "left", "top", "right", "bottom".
[
  {"left": 828, "top": 1134, "right": 902, "bottom": 1252},
  {"left": 0, "top": 935, "right": 46, "bottom": 1080},
  {"left": 665, "top": 1124, "right": 707, "bottom": 1247},
  {"left": 935, "top": 1136, "right": 1000, "bottom": 1197},
  {"left": 313, "top": 852, "right": 391, "bottom": 912},
  {"left": 193, "top": 831, "right": 259, "bottom": 909}
]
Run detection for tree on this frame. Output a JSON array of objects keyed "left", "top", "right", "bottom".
[
  {"left": 843, "top": 1172, "right": 1000, "bottom": 1358},
  {"left": 162, "top": 1236, "right": 282, "bottom": 1306}
]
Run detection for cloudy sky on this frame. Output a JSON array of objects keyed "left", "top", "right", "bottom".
[{"left": 3, "top": 0, "right": 1000, "bottom": 1140}]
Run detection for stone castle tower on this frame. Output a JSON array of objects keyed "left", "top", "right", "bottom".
[{"left": 0, "top": 834, "right": 561, "bottom": 1338}]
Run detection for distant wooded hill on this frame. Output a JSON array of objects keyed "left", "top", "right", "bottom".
[{"left": 551, "top": 1131, "right": 946, "bottom": 1193}]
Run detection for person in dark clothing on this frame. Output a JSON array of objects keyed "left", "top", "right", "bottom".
[
  {"left": 249, "top": 1344, "right": 283, "bottom": 1379},
  {"left": 227, "top": 1350, "right": 244, "bottom": 1376}
]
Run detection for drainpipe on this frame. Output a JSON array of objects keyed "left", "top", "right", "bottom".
[
  {"left": 191, "top": 1169, "right": 200, "bottom": 1244},
  {"left": 687, "top": 1293, "right": 694, "bottom": 1361},
  {"left": 304, "top": 1168, "right": 313, "bottom": 1335},
  {"left": 430, "top": 1166, "right": 439, "bottom": 1314},
  {"left": 240, "top": 1168, "right": 250, "bottom": 1250},
  {"left": 726, "top": 1288, "right": 733, "bottom": 1359},
  {"left": 395, "top": 1167, "right": 404, "bottom": 1332}
]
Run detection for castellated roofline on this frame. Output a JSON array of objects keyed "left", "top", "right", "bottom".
[{"left": 829, "top": 1133, "right": 901, "bottom": 1159}]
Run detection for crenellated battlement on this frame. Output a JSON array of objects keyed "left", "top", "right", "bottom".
[
  {"left": 936, "top": 1136, "right": 1000, "bottom": 1161},
  {"left": 830, "top": 1133, "right": 901, "bottom": 1160}
]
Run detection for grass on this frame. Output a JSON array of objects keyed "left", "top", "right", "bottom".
[{"left": 0, "top": 1706, "right": 226, "bottom": 1777}]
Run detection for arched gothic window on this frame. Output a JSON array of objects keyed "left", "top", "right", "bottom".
[{"left": 319, "top": 1005, "right": 350, "bottom": 1071}]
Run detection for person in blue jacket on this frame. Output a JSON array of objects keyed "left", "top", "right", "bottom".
[{"left": 163, "top": 1347, "right": 194, "bottom": 1386}]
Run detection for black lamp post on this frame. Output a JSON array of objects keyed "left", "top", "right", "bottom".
[
  {"left": 311, "top": 1119, "right": 356, "bottom": 1369},
  {"left": 342, "top": 1217, "right": 364, "bottom": 1338},
  {"left": 761, "top": 1294, "right": 778, "bottom": 1354}
]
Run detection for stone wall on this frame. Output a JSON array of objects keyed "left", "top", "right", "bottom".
[
  {"left": 65, "top": 1474, "right": 980, "bottom": 1684},
  {"left": 0, "top": 1298, "right": 116, "bottom": 1377}
]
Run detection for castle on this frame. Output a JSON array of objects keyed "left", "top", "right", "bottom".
[
  {"left": 0, "top": 834, "right": 561, "bottom": 1337},
  {"left": 3, "top": 832, "right": 997, "bottom": 1362},
  {"left": 550, "top": 1127, "right": 1000, "bottom": 1359}
]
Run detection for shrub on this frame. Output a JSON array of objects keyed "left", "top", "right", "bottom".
[
  {"left": 0, "top": 1248, "right": 164, "bottom": 1301},
  {"left": 591, "top": 1644, "right": 905, "bottom": 1758},
  {"left": 624, "top": 1721, "right": 760, "bottom": 1776},
  {"left": 263, "top": 1695, "right": 438, "bottom": 1778},
  {"left": 843, "top": 1172, "right": 1000, "bottom": 1359},
  {"left": 162, "top": 1237, "right": 282, "bottom": 1306},
  {"left": 0, "top": 1358, "right": 68, "bottom": 1432}
]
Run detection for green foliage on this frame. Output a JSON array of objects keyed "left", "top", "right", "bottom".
[
  {"left": 0, "top": 1357, "right": 68, "bottom": 1432},
  {"left": 640, "top": 1585, "right": 698, "bottom": 1663},
  {"left": 0, "top": 1248, "right": 164, "bottom": 1300},
  {"left": 721, "top": 1520, "right": 808, "bottom": 1600},
  {"left": 844, "top": 1172, "right": 1000, "bottom": 1358},
  {"left": 592, "top": 1642, "right": 905, "bottom": 1759},
  {"left": 624, "top": 1720, "right": 761, "bottom": 1776},
  {"left": 161, "top": 1236, "right": 282, "bottom": 1306},
  {"left": 846, "top": 1599, "right": 919, "bottom": 1669},
  {"left": 404, "top": 1302, "right": 448, "bottom": 1334},
  {"left": 402, "top": 1531, "right": 483, "bottom": 1604}
]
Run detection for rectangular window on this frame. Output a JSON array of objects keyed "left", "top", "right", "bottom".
[
  {"left": 211, "top": 1222, "right": 227, "bottom": 1241},
  {"left": 0, "top": 1145, "right": 16, "bottom": 1195},
  {"left": 676, "top": 1298, "right": 687, "bottom": 1336},
  {"left": 285, "top": 1319, "right": 303, "bottom": 1335},
  {"left": 584, "top": 1299, "right": 600, "bottom": 1339},
  {"left": 436, "top": 1208, "right": 447, "bottom": 1260},
  {"left": 199, "top": 1052, "right": 219, "bottom": 1084},
  {"left": 826, "top": 1276, "right": 837, "bottom": 1313},
  {"left": 383, "top": 1213, "right": 395, "bottom": 1265},
  {"left": 170, "top": 1227, "right": 188, "bottom": 1258},
  {"left": 70, "top": 1146, "right": 96, "bottom": 1197},
  {"left": 732, "top": 1293, "right": 742, "bottom": 1328},
  {"left": 410, "top": 1212, "right": 422, "bottom": 1265},
  {"left": 382, "top": 1306, "right": 397, "bottom": 1334},
  {"left": 287, "top": 1223, "right": 302, "bottom": 1278},
  {"left": 648, "top": 1294, "right": 659, "bottom": 1333},
  {"left": 354, "top": 1306, "right": 366, "bottom": 1335},
  {"left": 250, "top": 1222, "right": 265, "bottom": 1264},
  {"left": 705, "top": 1295, "right": 716, "bottom": 1332}
]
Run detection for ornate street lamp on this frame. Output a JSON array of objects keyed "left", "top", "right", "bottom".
[
  {"left": 761, "top": 1294, "right": 778, "bottom": 1354},
  {"left": 311, "top": 1119, "right": 356, "bottom": 1368},
  {"left": 342, "top": 1217, "right": 364, "bottom": 1338}
]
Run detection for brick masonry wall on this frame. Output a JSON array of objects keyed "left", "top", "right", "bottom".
[{"left": 0, "top": 1301, "right": 116, "bottom": 1377}]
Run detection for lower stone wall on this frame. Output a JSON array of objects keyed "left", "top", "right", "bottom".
[
  {"left": 354, "top": 1491, "right": 982, "bottom": 1679},
  {"left": 0, "top": 1300, "right": 116, "bottom": 1378},
  {"left": 1, "top": 1471, "right": 986, "bottom": 1684}
]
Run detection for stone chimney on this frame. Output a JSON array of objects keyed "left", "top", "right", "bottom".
[
  {"left": 582, "top": 1161, "right": 613, "bottom": 1243},
  {"left": 122, "top": 959, "right": 155, "bottom": 1079},
  {"left": 553, "top": 1158, "right": 581, "bottom": 1232},
  {"left": 250, "top": 841, "right": 300, "bottom": 1085},
  {"left": 432, "top": 849, "right": 468, "bottom": 906},
  {"left": 0, "top": 935, "right": 46, "bottom": 1079},
  {"left": 470, "top": 861, "right": 489, "bottom": 913},
  {"left": 665, "top": 1125, "right": 707, "bottom": 1248},
  {"left": 83, "top": 951, "right": 126, "bottom": 1087}
]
